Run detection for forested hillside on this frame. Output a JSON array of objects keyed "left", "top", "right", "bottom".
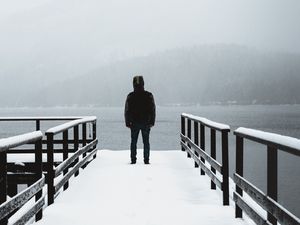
[{"left": 19, "top": 45, "right": 300, "bottom": 106}]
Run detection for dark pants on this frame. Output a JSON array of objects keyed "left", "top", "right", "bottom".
[{"left": 130, "top": 123, "right": 150, "bottom": 162}]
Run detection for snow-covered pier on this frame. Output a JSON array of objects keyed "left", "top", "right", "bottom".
[
  {"left": 35, "top": 150, "right": 250, "bottom": 225},
  {"left": 0, "top": 115, "right": 299, "bottom": 225}
]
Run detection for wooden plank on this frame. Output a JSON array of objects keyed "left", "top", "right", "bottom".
[
  {"left": 0, "top": 132, "right": 43, "bottom": 152},
  {"left": 54, "top": 148, "right": 98, "bottom": 193},
  {"left": 181, "top": 142, "right": 223, "bottom": 190},
  {"left": 221, "top": 131, "right": 229, "bottom": 206},
  {"left": 46, "top": 133, "right": 54, "bottom": 206},
  {"left": 267, "top": 146, "right": 277, "bottom": 225},
  {"left": 0, "top": 117, "right": 81, "bottom": 121},
  {"left": 41, "top": 139, "right": 93, "bottom": 144},
  {"left": 63, "top": 130, "right": 69, "bottom": 191},
  {"left": 235, "top": 136, "right": 244, "bottom": 218},
  {"left": 34, "top": 138, "right": 43, "bottom": 221},
  {"left": 234, "top": 173, "right": 300, "bottom": 225},
  {"left": 7, "top": 173, "right": 37, "bottom": 184},
  {"left": 181, "top": 116, "right": 185, "bottom": 152},
  {"left": 0, "top": 151, "right": 7, "bottom": 225},
  {"left": 0, "top": 177, "right": 44, "bottom": 220},
  {"left": 46, "top": 117, "right": 97, "bottom": 135},
  {"left": 181, "top": 135, "right": 222, "bottom": 173},
  {"left": 11, "top": 197, "right": 45, "bottom": 225},
  {"left": 74, "top": 125, "right": 79, "bottom": 177},
  {"left": 200, "top": 124, "right": 205, "bottom": 175},
  {"left": 187, "top": 119, "right": 191, "bottom": 158},
  {"left": 210, "top": 129, "right": 216, "bottom": 190},
  {"left": 82, "top": 123, "right": 87, "bottom": 157},
  {"left": 7, "top": 149, "right": 76, "bottom": 154},
  {"left": 7, "top": 162, "right": 60, "bottom": 174},
  {"left": 233, "top": 192, "right": 272, "bottom": 225},
  {"left": 54, "top": 139, "right": 98, "bottom": 177},
  {"left": 194, "top": 121, "right": 199, "bottom": 168},
  {"left": 92, "top": 122, "right": 97, "bottom": 159}
]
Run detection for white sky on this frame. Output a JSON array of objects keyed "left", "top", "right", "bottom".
[{"left": 0, "top": 0, "right": 299, "bottom": 78}]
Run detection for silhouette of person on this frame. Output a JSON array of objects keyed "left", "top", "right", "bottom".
[{"left": 125, "top": 76, "right": 156, "bottom": 164}]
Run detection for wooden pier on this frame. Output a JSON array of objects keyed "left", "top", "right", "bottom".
[{"left": 0, "top": 114, "right": 299, "bottom": 225}]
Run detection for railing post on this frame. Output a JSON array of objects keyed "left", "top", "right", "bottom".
[
  {"left": 210, "top": 129, "right": 216, "bottom": 190},
  {"left": 74, "top": 125, "right": 79, "bottom": 177},
  {"left": 82, "top": 123, "right": 87, "bottom": 168},
  {"left": 187, "top": 119, "right": 191, "bottom": 158},
  {"left": 0, "top": 151, "right": 8, "bottom": 225},
  {"left": 181, "top": 116, "right": 186, "bottom": 152},
  {"left": 235, "top": 136, "right": 244, "bottom": 218},
  {"left": 63, "top": 130, "right": 69, "bottom": 191},
  {"left": 200, "top": 124, "right": 205, "bottom": 175},
  {"left": 46, "top": 133, "right": 55, "bottom": 205},
  {"left": 82, "top": 123, "right": 87, "bottom": 155},
  {"left": 194, "top": 121, "right": 199, "bottom": 168},
  {"left": 92, "top": 121, "right": 97, "bottom": 159},
  {"left": 267, "top": 146, "right": 278, "bottom": 225},
  {"left": 221, "top": 131, "right": 229, "bottom": 206},
  {"left": 36, "top": 120, "right": 40, "bottom": 131},
  {"left": 35, "top": 138, "right": 43, "bottom": 221}
]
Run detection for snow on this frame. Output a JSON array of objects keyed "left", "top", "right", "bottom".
[
  {"left": 46, "top": 116, "right": 96, "bottom": 134},
  {"left": 0, "top": 131, "right": 43, "bottom": 152},
  {"left": 182, "top": 113, "right": 230, "bottom": 131},
  {"left": 235, "top": 127, "right": 300, "bottom": 152},
  {"left": 35, "top": 150, "right": 252, "bottom": 225}
]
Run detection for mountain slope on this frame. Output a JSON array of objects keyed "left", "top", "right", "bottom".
[{"left": 22, "top": 45, "right": 300, "bottom": 106}]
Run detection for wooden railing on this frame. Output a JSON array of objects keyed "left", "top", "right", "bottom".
[
  {"left": 233, "top": 127, "right": 300, "bottom": 225},
  {"left": 45, "top": 116, "right": 98, "bottom": 205},
  {"left": 0, "top": 117, "right": 85, "bottom": 154},
  {"left": 0, "top": 131, "right": 44, "bottom": 225},
  {"left": 0, "top": 116, "right": 98, "bottom": 224},
  {"left": 180, "top": 113, "right": 230, "bottom": 205}
]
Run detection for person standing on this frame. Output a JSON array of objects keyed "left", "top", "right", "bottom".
[{"left": 124, "top": 76, "right": 156, "bottom": 164}]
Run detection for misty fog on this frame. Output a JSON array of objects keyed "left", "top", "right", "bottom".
[{"left": 1, "top": 0, "right": 300, "bottom": 106}]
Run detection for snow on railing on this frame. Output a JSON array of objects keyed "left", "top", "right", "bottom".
[
  {"left": 46, "top": 116, "right": 97, "bottom": 135},
  {"left": 235, "top": 127, "right": 300, "bottom": 156},
  {"left": 181, "top": 113, "right": 230, "bottom": 131},
  {"left": 0, "top": 131, "right": 43, "bottom": 152},
  {"left": 0, "top": 116, "right": 82, "bottom": 121}
]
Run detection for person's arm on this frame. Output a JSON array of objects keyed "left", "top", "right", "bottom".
[
  {"left": 149, "top": 93, "right": 156, "bottom": 127},
  {"left": 124, "top": 95, "right": 131, "bottom": 128}
]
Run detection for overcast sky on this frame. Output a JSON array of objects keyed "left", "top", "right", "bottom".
[{"left": 0, "top": 0, "right": 299, "bottom": 81}]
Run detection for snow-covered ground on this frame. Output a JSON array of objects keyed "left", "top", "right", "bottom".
[{"left": 35, "top": 150, "right": 253, "bottom": 225}]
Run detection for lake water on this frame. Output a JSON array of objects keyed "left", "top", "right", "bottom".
[{"left": 0, "top": 105, "right": 299, "bottom": 217}]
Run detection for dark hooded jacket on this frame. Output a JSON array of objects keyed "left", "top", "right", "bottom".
[{"left": 125, "top": 87, "right": 156, "bottom": 127}]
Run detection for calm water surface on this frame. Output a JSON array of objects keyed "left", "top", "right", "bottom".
[{"left": 0, "top": 105, "right": 299, "bottom": 217}]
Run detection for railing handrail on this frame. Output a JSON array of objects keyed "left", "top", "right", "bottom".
[
  {"left": 234, "top": 127, "right": 300, "bottom": 157},
  {"left": 181, "top": 113, "right": 230, "bottom": 131},
  {"left": 0, "top": 116, "right": 83, "bottom": 121},
  {"left": 46, "top": 116, "right": 97, "bottom": 135},
  {"left": 0, "top": 131, "right": 43, "bottom": 152}
]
